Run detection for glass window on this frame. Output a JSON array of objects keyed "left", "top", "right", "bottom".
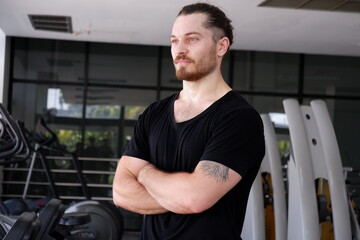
[
  {"left": 160, "top": 90, "right": 179, "bottom": 100},
  {"left": 82, "top": 128, "right": 117, "bottom": 159},
  {"left": 232, "top": 51, "right": 248, "bottom": 90},
  {"left": 13, "top": 38, "right": 86, "bottom": 83},
  {"left": 125, "top": 106, "right": 146, "bottom": 120},
  {"left": 11, "top": 83, "right": 84, "bottom": 130},
  {"left": 11, "top": 82, "right": 84, "bottom": 155},
  {"left": 84, "top": 87, "right": 155, "bottom": 156},
  {"left": 241, "top": 94, "right": 287, "bottom": 114},
  {"left": 303, "top": 54, "right": 360, "bottom": 96},
  {"left": 47, "top": 87, "right": 84, "bottom": 118},
  {"left": 88, "top": 43, "right": 158, "bottom": 86},
  {"left": 85, "top": 87, "right": 122, "bottom": 119},
  {"left": 123, "top": 125, "right": 136, "bottom": 152},
  {"left": 233, "top": 51, "right": 299, "bottom": 93},
  {"left": 54, "top": 128, "right": 83, "bottom": 153},
  {"left": 161, "top": 46, "right": 181, "bottom": 88},
  {"left": 85, "top": 104, "right": 121, "bottom": 119},
  {"left": 221, "top": 51, "right": 230, "bottom": 84},
  {"left": 86, "top": 87, "right": 156, "bottom": 119}
]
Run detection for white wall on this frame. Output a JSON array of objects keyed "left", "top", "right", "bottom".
[
  {"left": 0, "top": 28, "right": 7, "bottom": 105},
  {"left": 0, "top": 28, "right": 5, "bottom": 195}
]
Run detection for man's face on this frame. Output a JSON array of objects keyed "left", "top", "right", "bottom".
[{"left": 171, "top": 13, "right": 218, "bottom": 81}]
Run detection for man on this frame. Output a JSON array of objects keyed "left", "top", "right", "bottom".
[{"left": 113, "top": 3, "right": 265, "bottom": 239}]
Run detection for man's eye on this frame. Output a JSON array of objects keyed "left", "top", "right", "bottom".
[{"left": 171, "top": 39, "right": 178, "bottom": 44}]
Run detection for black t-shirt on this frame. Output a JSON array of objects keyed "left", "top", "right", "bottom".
[{"left": 124, "top": 90, "right": 265, "bottom": 240}]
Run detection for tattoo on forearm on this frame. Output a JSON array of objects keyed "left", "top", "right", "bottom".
[{"left": 200, "top": 161, "right": 229, "bottom": 183}]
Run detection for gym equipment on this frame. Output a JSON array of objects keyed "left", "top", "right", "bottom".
[
  {"left": 284, "top": 99, "right": 320, "bottom": 239},
  {"left": 284, "top": 99, "right": 351, "bottom": 239},
  {"left": 260, "top": 114, "right": 287, "bottom": 240},
  {"left": 22, "top": 117, "right": 90, "bottom": 200},
  {"left": 36, "top": 198, "right": 66, "bottom": 240},
  {"left": 241, "top": 170, "right": 265, "bottom": 240},
  {"left": 21, "top": 118, "right": 124, "bottom": 240},
  {"left": 0, "top": 104, "right": 124, "bottom": 240},
  {"left": 343, "top": 167, "right": 360, "bottom": 240},
  {"left": 262, "top": 172, "right": 276, "bottom": 239},
  {"left": 64, "top": 201, "right": 124, "bottom": 239},
  {"left": 0, "top": 103, "right": 39, "bottom": 216},
  {"left": 0, "top": 198, "right": 92, "bottom": 240},
  {"left": 311, "top": 100, "right": 352, "bottom": 239},
  {"left": 241, "top": 113, "right": 287, "bottom": 240},
  {"left": 0, "top": 105, "right": 72, "bottom": 239},
  {"left": 2, "top": 211, "right": 40, "bottom": 240},
  {"left": 0, "top": 104, "right": 30, "bottom": 163}
]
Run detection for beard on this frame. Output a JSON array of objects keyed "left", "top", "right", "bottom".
[{"left": 174, "top": 47, "right": 217, "bottom": 82}]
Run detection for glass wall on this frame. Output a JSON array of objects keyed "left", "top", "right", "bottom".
[
  {"left": 88, "top": 43, "right": 158, "bottom": 86},
  {"left": 232, "top": 51, "right": 300, "bottom": 93},
  {"left": 303, "top": 54, "right": 360, "bottom": 96},
  {"left": 13, "top": 38, "right": 86, "bottom": 83},
  {"left": 7, "top": 37, "right": 360, "bottom": 231},
  {"left": 10, "top": 38, "right": 160, "bottom": 158},
  {"left": 302, "top": 54, "right": 360, "bottom": 167}
]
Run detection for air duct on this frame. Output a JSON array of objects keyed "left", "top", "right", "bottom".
[{"left": 28, "top": 15, "right": 73, "bottom": 33}]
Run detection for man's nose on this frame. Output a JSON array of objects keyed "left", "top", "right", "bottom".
[{"left": 175, "top": 40, "right": 188, "bottom": 56}]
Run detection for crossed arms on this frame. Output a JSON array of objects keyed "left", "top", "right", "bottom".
[{"left": 112, "top": 155, "right": 241, "bottom": 215}]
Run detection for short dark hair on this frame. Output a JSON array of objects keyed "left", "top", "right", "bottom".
[{"left": 177, "top": 3, "right": 234, "bottom": 49}]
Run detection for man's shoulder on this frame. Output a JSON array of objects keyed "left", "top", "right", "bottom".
[{"left": 221, "top": 90, "right": 258, "bottom": 114}]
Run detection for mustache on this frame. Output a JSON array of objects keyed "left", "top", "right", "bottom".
[{"left": 174, "top": 55, "right": 194, "bottom": 62}]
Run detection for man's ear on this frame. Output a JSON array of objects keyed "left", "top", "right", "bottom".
[{"left": 217, "top": 37, "right": 230, "bottom": 57}]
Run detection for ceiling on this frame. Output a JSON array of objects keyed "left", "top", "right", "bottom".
[{"left": 0, "top": 0, "right": 360, "bottom": 57}]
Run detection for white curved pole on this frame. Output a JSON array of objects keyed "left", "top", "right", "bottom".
[
  {"left": 241, "top": 171, "right": 265, "bottom": 240},
  {"left": 261, "top": 114, "right": 287, "bottom": 240},
  {"left": 283, "top": 98, "right": 320, "bottom": 240},
  {"left": 311, "top": 100, "right": 351, "bottom": 239}
]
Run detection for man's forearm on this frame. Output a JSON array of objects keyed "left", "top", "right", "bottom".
[
  {"left": 138, "top": 164, "right": 200, "bottom": 214},
  {"left": 138, "top": 161, "right": 241, "bottom": 215},
  {"left": 113, "top": 168, "right": 168, "bottom": 215}
]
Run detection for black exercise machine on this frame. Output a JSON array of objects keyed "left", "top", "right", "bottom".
[
  {"left": 0, "top": 103, "right": 124, "bottom": 240},
  {"left": 23, "top": 115, "right": 124, "bottom": 239}
]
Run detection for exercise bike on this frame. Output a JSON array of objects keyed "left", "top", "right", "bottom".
[{"left": 0, "top": 104, "right": 124, "bottom": 240}]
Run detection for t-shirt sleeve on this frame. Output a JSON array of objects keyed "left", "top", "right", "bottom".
[
  {"left": 123, "top": 108, "right": 151, "bottom": 161},
  {"left": 201, "top": 108, "right": 265, "bottom": 177}
]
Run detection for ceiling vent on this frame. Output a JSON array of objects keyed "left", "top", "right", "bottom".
[
  {"left": 259, "top": 0, "right": 360, "bottom": 13},
  {"left": 28, "top": 15, "right": 73, "bottom": 33}
]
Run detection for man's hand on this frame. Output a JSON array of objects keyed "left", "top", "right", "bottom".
[
  {"left": 138, "top": 163, "right": 157, "bottom": 183},
  {"left": 137, "top": 160, "right": 241, "bottom": 214},
  {"left": 112, "top": 156, "right": 168, "bottom": 215}
]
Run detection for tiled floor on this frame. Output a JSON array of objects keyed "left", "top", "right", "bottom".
[{"left": 122, "top": 231, "right": 141, "bottom": 240}]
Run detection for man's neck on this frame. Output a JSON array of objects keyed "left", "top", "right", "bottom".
[
  {"left": 173, "top": 74, "right": 231, "bottom": 123},
  {"left": 180, "top": 73, "right": 231, "bottom": 104}
]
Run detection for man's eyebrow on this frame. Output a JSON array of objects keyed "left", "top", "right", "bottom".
[
  {"left": 170, "top": 32, "right": 202, "bottom": 38},
  {"left": 185, "top": 31, "right": 202, "bottom": 36}
]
